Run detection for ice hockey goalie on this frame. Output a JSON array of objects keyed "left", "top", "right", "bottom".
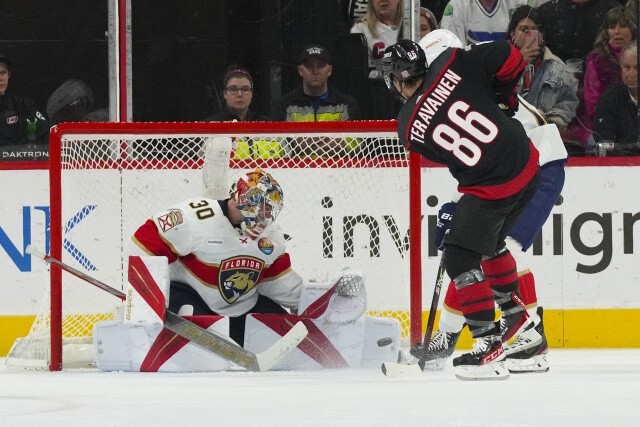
[
  {"left": 94, "top": 258, "right": 401, "bottom": 372},
  {"left": 93, "top": 164, "right": 400, "bottom": 372}
]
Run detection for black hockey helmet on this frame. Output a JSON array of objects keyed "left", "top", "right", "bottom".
[{"left": 381, "top": 39, "right": 427, "bottom": 97}]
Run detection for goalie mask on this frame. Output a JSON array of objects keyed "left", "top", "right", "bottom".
[
  {"left": 233, "top": 168, "right": 283, "bottom": 237},
  {"left": 381, "top": 39, "right": 427, "bottom": 99}
]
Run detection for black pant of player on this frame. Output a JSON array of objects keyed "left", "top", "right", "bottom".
[
  {"left": 167, "top": 281, "right": 288, "bottom": 347},
  {"left": 443, "top": 170, "right": 540, "bottom": 279}
]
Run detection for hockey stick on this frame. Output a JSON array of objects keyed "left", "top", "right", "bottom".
[
  {"left": 381, "top": 256, "right": 446, "bottom": 377},
  {"left": 27, "top": 245, "right": 307, "bottom": 372}
]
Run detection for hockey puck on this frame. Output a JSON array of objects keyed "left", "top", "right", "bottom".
[{"left": 377, "top": 337, "right": 393, "bottom": 347}]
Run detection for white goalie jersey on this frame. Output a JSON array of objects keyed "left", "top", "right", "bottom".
[{"left": 130, "top": 197, "right": 302, "bottom": 317}]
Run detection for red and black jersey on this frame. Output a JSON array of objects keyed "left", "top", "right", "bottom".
[{"left": 397, "top": 40, "right": 539, "bottom": 200}]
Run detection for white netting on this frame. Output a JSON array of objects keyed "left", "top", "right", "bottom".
[{"left": 7, "top": 123, "right": 416, "bottom": 369}]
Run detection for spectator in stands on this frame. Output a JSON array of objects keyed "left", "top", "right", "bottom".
[
  {"left": 350, "top": 0, "right": 403, "bottom": 79},
  {"left": 420, "top": 7, "right": 438, "bottom": 39},
  {"left": 47, "top": 79, "right": 108, "bottom": 126},
  {"left": 205, "top": 66, "right": 272, "bottom": 160},
  {"left": 0, "top": 53, "right": 48, "bottom": 147},
  {"left": 272, "top": 45, "right": 361, "bottom": 157},
  {"left": 273, "top": 45, "right": 360, "bottom": 122},
  {"left": 422, "top": 0, "right": 451, "bottom": 24},
  {"left": 590, "top": 41, "right": 639, "bottom": 153},
  {"left": 537, "top": 0, "right": 622, "bottom": 63},
  {"left": 570, "top": 6, "right": 635, "bottom": 144},
  {"left": 204, "top": 66, "right": 269, "bottom": 122},
  {"left": 507, "top": 5, "right": 579, "bottom": 130},
  {"left": 439, "top": 0, "right": 530, "bottom": 46},
  {"left": 350, "top": 1, "right": 403, "bottom": 119}
]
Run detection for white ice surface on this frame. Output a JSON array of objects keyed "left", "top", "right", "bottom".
[{"left": 1, "top": 349, "right": 639, "bottom": 426}]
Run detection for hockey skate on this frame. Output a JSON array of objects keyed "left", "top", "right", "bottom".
[
  {"left": 504, "top": 307, "right": 549, "bottom": 373},
  {"left": 409, "top": 330, "right": 461, "bottom": 371},
  {"left": 381, "top": 330, "right": 461, "bottom": 377},
  {"left": 499, "top": 294, "right": 541, "bottom": 348},
  {"left": 453, "top": 334, "right": 509, "bottom": 380}
]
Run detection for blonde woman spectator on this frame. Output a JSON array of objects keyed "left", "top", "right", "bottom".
[
  {"left": 420, "top": 7, "right": 438, "bottom": 39},
  {"left": 350, "top": 0, "right": 403, "bottom": 79}
]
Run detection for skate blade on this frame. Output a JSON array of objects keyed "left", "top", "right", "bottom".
[
  {"left": 503, "top": 330, "right": 543, "bottom": 357},
  {"left": 504, "top": 355, "right": 549, "bottom": 374},
  {"left": 454, "top": 363, "right": 510, "bottom": 381},
  {"left": 421, "top": 358, "right": 447, "bottom": 371},
  {"left": 381, "top": 362, "right": 423, "bottom": 378}
]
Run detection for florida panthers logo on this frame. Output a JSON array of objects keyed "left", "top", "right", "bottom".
[{"left": 218, "top": 256, "right": 264, "bottom": 303}]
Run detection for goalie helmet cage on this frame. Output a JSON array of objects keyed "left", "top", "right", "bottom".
[{"left": 40, "top": 121, "right": 424, "bottom": 371}]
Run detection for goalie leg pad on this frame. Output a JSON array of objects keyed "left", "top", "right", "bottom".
[
  {"left": 125, "top": 256, "right": 170, "bottom": 326},
  {"left": 244, "top": 314, "right": 364, "bottom": 369},
  {"left": 297, "top": 270, "right": 366, "bottom": 324},
  {"left": 94, "top": 316, "right": 232, "bottom": 372},
  {"left": 362, "top": 316, "right": 401, "bottom": 368},
  {"left": 244, "top": 313, "right": 401, "bottom": 370}
]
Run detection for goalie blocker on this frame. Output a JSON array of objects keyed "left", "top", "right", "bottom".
[{"left": 95, "top": 258, "right": 401, "bottom": 371}]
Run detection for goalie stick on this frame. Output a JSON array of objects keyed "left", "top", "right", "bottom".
[
  {"left": 27, "top": 245, "right": 308, "bottom": 372},
  {"left": 381, "top": 257, "right": 446, "bottom": 378}
]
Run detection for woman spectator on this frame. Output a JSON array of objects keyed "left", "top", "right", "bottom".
[
  {"left": 420, "top": 7, "right": 438, "bottom": 40},
  {"left": 571, "top": 6, "right": 635, "bottom": 145},
  {"left": 350, "top": 0, "right": 403, "bottom": 79},
  {"left": 506, "top": 5, "right": 579, "bottom": 130},
  {"left": 350, "top": 0, "right": 403, "bottom": 119},
  {"left": 205, "top": 66, "right": 268, "bottom": 122},
  {"left": 205, "top": 66, "right": 271, "bottom": 160}
]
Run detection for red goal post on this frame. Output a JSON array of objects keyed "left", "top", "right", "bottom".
[{"left": 42, "top": 121, "right": 423, "bottom": 370}]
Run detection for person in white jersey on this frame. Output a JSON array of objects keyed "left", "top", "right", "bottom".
[
  {"left": 440, "top": 0, "right": 532, "bottom": 46},
  {"left": 350, "top": 0, "right": 403, "bottom": 79},
  {"left": 130, "top": 168, "right": 300, "bottom": 347}
]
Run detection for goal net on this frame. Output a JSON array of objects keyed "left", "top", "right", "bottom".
[{"left": 6, "top": 121, "right": 424, "bottom": 370}]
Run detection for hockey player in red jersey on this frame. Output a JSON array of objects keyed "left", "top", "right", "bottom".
[
  {"left": 382, "top": 33, "right": 540, "bottom": 379},
  {"left": 423, "top": 94, "right": 566, "bottom": 375}
]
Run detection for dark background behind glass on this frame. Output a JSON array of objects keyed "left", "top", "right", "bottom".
[{"left": 0, "top": 0, "right": 378, "bottom": 121}]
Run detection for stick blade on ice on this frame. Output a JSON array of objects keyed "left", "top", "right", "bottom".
[{"left": 255, "top": 321, "right": 308, "bottom": 371}]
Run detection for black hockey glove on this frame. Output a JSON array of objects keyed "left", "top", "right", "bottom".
[
  {"left": 434, "top": 202, "right": 456, "bottom": 251},
  {"left": 496, "top": 85, "right": 519, "bottom": 117}
]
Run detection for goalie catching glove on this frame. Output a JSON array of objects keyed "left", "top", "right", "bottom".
[{"left": 324, "top": 269, "right": 367, "bottom": 324}]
